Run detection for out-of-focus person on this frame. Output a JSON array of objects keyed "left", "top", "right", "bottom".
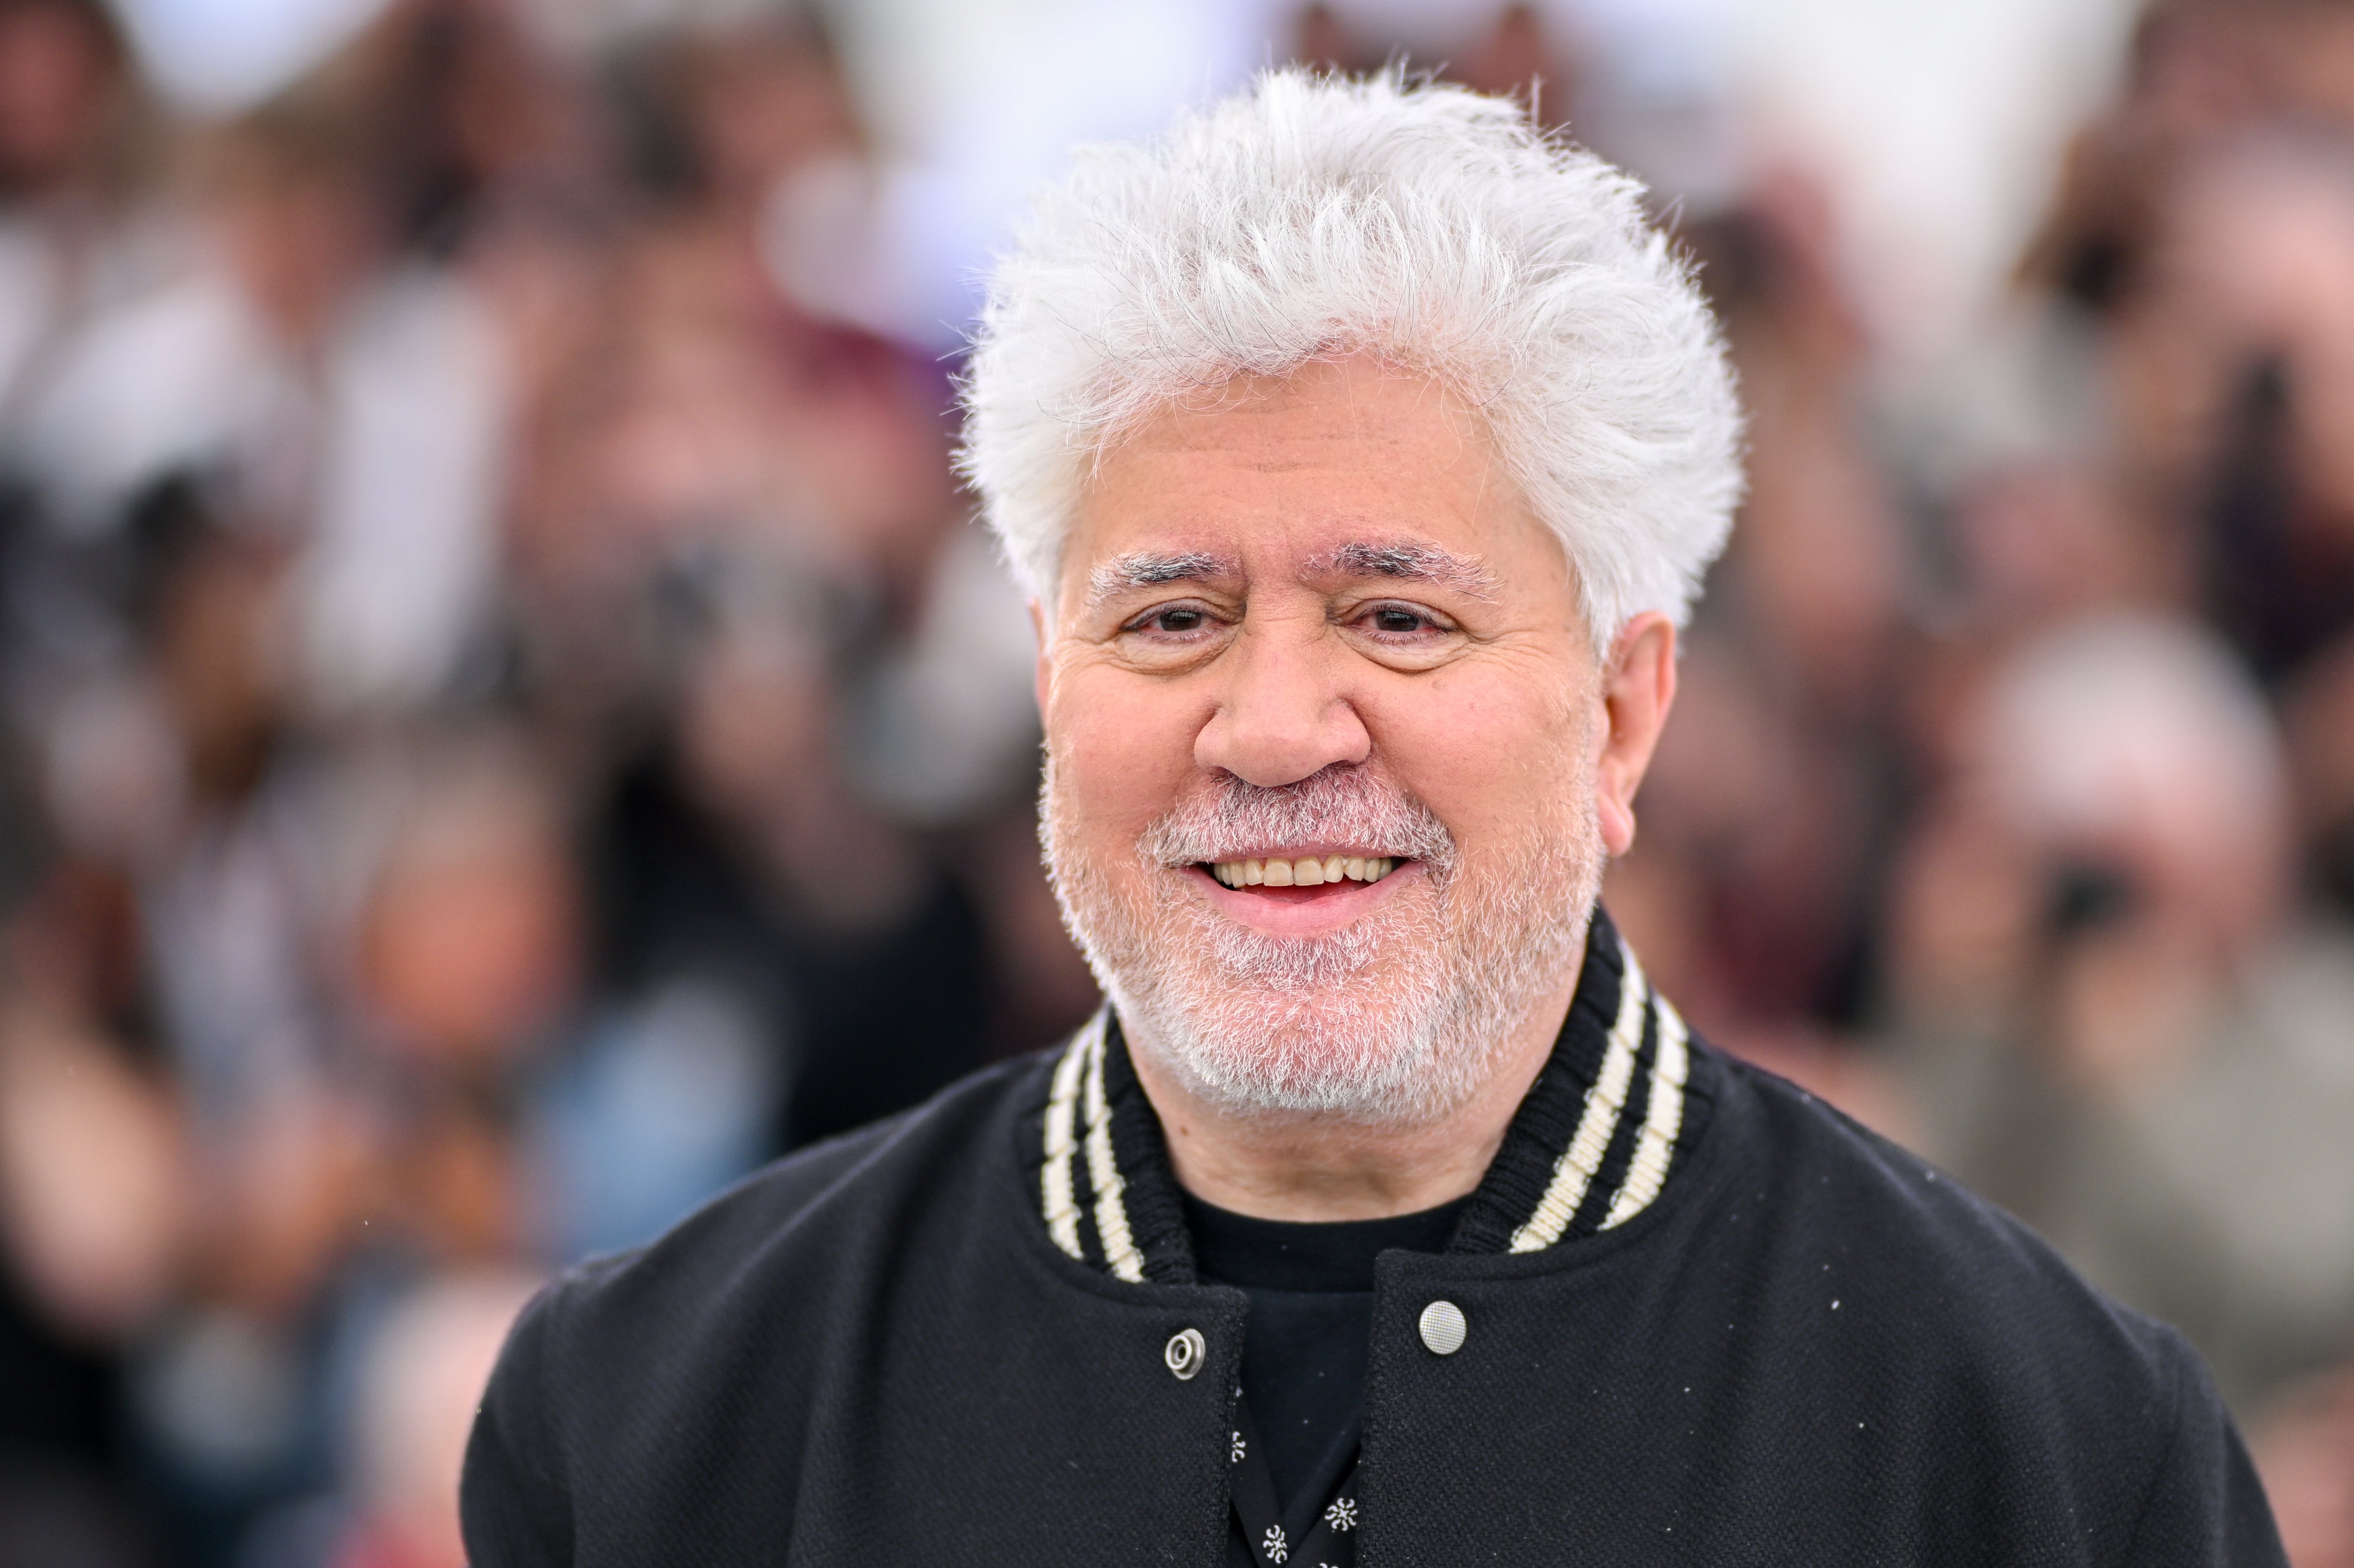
[
  {"left": 2018, "top": 0, "right": 2354, "bottom": 695},
  {"left": 2250, "top": 1365, "right": 2354, "bottom": 1568},
  {"left": 238, "top": 1268, "right": 539, "bottom": 1568},
  {"left": 574, "top": 558, "right": 992, "bottom": 1164},
  {"left": 0, "top": 0, "right": 174, "bottom": 452},
  {"left": 1886, "top": 613, "right": 2354, "bottom": 1419},
  {"left": 0, "top": 862, "right": 181, "bottom": 1568},
  {"left": 326, "top": 1271, "right": 540, "bottom": 1568},
  {"left": 2163, "top": 139, "right": 2354, "bottom": 690},
  {"left": 17, "top": 99, "right": 509, "bottom": 715},
  {"left": 343, "top": 734, "right": 579, "bottom": 1270},
  {"left": 2285, "top": 630, "right": 2354, "bottom": 923}
]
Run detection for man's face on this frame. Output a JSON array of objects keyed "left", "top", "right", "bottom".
[{"left": 1037, "top": 356, "right": 1612, "bottom": 1126}]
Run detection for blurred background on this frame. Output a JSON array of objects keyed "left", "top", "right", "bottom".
[{"left": 2, "top": 0, "right": 2354, "bottom": 1562}]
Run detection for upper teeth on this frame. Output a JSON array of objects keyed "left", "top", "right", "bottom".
[{"left": 1209, "top": 855, "right": 1397, "bottom": 889}]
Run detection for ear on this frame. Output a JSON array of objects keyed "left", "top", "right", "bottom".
[
  {"left": 1030, "top": 598, "right": 1052, "bottom": 720},
  {"left": 1594, "top": 612, "right": 1677, "bottom": 857}
]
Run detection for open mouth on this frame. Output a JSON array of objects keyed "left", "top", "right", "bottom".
[{"left": 1201, "top": 855, "right": 1405, "bottom": 890}]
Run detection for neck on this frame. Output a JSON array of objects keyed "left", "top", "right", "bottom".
[{"left": 1123, "top": 970, "right": 1578, "bottom": 1223}]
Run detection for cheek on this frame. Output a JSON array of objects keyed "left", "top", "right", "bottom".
[
  {"left": 1370, "top": 667, "right": 1592, "bottom": 843},
  {"left": 1050, "top": 668, "right": 1205, "bottom": 843}
]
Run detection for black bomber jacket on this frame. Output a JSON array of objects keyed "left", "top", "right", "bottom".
[{"left": 461, "top": 910, "right": 2286, "bottom": 1567}]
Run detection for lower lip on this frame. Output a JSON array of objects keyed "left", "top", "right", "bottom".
[{"left": 1183, "top": 861, "right": 1424, "bottom": 937}]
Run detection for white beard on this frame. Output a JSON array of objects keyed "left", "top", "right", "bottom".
[{"left": 1041, "top": 753, "right": 1603, "bottom": 1128}]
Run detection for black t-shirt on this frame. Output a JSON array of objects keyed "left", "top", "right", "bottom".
[{"left": 1183, "top": 1193, "right": 1464, "bottom": 1523}]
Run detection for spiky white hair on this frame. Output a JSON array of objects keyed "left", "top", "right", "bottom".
[{"left": 958, "top": 68, "right": 1745, "bottom": 650}]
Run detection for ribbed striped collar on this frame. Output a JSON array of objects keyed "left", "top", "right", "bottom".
[{"left": 1023, "top": 906, "right": 1710, "bottom": 1283}]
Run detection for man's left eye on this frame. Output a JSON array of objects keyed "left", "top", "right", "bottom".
[{"left": 1362, "top": 605, "right": 1439, "bottom": 635}]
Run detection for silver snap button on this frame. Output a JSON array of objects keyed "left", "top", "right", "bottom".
[
  {"left": 1418, "top": 1300, "right": 1467, "bottom": 1355},
  {"left": 1165, "top": 1327, "right": 1206, "bottom": 1380}
]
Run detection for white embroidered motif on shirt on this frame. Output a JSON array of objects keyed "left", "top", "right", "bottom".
[
  {"left": 1323, "top": 1497, "right": 1357, "bottom": 1531},
  {"left": 1262, "top": 1524, "right": 1289, "bottom": 1562},
  {"left": 1231, "top": 1430, "right": 1246, "bottom": 1462}
]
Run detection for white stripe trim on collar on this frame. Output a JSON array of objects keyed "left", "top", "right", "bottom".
[
  {"left": 1508, "top": 942, "right": 1650, "bottom": 1253},
  {"left": 1080, "top": 1020, "right": 1147, "bottom": 1283},
  {"left": 1602, "top": 990, "right": 1688, "bottom": 1229},
  {"left": 1039, "top": 1011, "right": 1097, "bottom": 1261}
]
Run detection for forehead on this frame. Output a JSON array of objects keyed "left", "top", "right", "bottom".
[{"left": 1064, "top": 358, "right": 1549, "bottom": 589}]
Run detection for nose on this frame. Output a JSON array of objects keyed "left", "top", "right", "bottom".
[{"left": 1193, "top": 616, "right": 1371, "bottom": 787}]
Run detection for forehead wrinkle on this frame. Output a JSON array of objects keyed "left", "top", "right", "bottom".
[
  {"left": 1087, "top": 550, "right": 1239, "bottom": 609},
  {"left": 1305, "top": 539, "right": 1501, "bottom": 602}
]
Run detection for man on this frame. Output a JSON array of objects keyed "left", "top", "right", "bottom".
[{"left": 462, "top": 72, "right": 2284, "bottom": 1565}]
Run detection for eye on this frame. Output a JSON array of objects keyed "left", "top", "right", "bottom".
[
  {"left": 1351, "top": 601, "right": 1453, "bottom": 640},
  {"left": 1122, "top": 600, "right": 1224, "bottom": 640}
]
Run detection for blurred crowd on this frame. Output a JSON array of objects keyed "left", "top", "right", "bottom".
[{"left": 0, "top": 0, "right": 2351, "bottom": 1564}]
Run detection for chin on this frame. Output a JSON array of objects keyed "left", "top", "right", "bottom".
[
  {"left": 1117, "top": 971, "right": 1496, "bottom": 1126},
  {"left": 1093, "top": 869, "right": 1587, "bottom": 1127}
]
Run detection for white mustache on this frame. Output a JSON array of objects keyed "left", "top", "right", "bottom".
[{"left": 1136, "top": 767, "right": 1457, "bottom": 872}]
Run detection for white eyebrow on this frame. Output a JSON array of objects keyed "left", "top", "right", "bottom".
[
  {"left": 1086, "top": 551, "right": 1239, "bottom": 610},
  {"left": 1307, "top": 540, "right": 1500, "bottom": 601}
]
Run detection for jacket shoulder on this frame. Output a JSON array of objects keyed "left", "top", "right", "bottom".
[
  {"left": 491, "top": 1048, "right": 1053, "bottom": 1427},
  {"left": 556, "top": 1048, "right": 1048, "bottom": 1317},
  {"left": 1709, "top": 1042, "right": 2202, "bottom": 1398},
  {"left": 1683, "top": 1047, "right": 2282, "bottom": 1562},
  {"left": 463, "top": 1049, "right": 1060, "bottom": 1561}
]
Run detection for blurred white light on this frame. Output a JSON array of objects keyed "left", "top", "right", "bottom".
[{"left": 107, "top": 0, "right": 393, "bottom": 112}]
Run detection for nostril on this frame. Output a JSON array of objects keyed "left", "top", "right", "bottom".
[{"left": 1193, "top": 690, "right": 1374, "bottom": 788}]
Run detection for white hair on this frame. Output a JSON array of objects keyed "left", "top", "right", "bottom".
[{"left": 958, "top": 68, "right": 1745, "bottom": 649}]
